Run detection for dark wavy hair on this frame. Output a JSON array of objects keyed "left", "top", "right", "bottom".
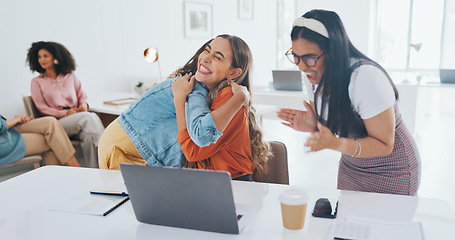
[
  {"left": 291, "top": 9, "right": 399, "bottom": 137},
  {"left": 170, "top": 34, "right": 272, "bottom": 179},
  {"left": 26, "top": 41, "right": 76, "bottom": 76}
]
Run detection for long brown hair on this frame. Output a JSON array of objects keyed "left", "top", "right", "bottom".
[{"left": 171, "top": 34, "right": 272, "bottom": 179}]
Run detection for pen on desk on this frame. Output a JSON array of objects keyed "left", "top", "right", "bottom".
[
  {"left": 90, "top": 190, "right": 129, "bottom": 196},
  {"left": 103, "top": 197, "right": 130, "bottom": 216}
]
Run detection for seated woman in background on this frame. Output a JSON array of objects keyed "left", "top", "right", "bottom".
[
  {"left": 99, "top": 34, "right": 271, "bottom": 181},
  {"left": 0, "top": 113, "right": 80, "bottom": 167},
  {"left": 26, "top": 41, "right": 104, "bottom": 168}
]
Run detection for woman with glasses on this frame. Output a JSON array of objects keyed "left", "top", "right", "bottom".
[{"left": 277, "top": 9, "right": 420, "bottom": 196}]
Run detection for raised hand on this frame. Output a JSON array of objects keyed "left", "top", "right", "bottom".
[{"left": 277, "top": 101, "right": 317, "bottom": 132}]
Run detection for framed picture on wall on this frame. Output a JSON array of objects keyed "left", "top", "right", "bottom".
[
  {"left": 184, "top": 2, "right": 213, "bottom": 38},
  {"left": 238, "top": 0, "right": 254, "bottom": 20}
]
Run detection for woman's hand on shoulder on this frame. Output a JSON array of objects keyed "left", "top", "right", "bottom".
[
  {"left": 172, "top": 73, "right": 195, "bottom": 103},
  {"left": 230, "top": 82, "right": 249, "bottom": 106},
  {"left": 277, "top": 101, "right": 317, "bottom": 132}
]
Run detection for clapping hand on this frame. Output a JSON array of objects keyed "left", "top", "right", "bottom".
[
  {"left": 277, "top": 101, "right": 317, "bottom": 132},
  {"left": 305, "top": 122, "right": 337, "bottom": 152}
]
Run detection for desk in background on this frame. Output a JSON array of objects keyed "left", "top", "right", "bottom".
[
  {"left": 89, "top": 91, "right": 279, "bottom": 127},
  {"left": 1, "top": 166, "right": 454, "bottom": 239},
  {"left": 395, "top": 81, "right": 455, "bottom": 136},
  {"left": 252, "top": 86, "right": 308, "bottom": 111},
  {"left": 89, "top": 92, "right": 136, "bottom": 127}
]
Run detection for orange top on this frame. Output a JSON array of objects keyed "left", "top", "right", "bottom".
[{"left": 177, "top": 86, "right": 254, "bottom": 178}]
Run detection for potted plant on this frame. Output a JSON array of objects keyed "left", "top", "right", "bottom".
[{"left": 134, "top": 81, "right": 145, "bottom": 95}]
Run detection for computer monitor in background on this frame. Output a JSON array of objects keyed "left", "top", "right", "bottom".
[
  {"left": 272, "top": 70, "right": 303, "bottom": 91},
  {"left": 439, "top": 69, "right": 455, "bottom": 84}
]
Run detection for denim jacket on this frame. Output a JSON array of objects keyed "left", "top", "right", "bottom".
[
  {"left": 118, "top": 77, "right": 222, "bottom": 167},
  {"left": 0, "top": 115, "right": 26, "bottom": 166}
]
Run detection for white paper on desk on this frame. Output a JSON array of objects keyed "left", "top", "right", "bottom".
[
  {"left": 49, "top": 192, "right": 128, "bottom": 216},
  {"left": 328, "top": 216, "right": 425, "bottom": 240}
]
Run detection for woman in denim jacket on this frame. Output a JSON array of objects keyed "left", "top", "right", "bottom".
[
  {"left": 1, "top": 114, "right": 80, "bottom": 167},
  {"left": 99, "top": 35, "right": 270, "bottom": 180}
]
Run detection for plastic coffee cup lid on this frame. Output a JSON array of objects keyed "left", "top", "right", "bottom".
[{"left": 279, "top": 188, "right": 309, "bottom": 205}]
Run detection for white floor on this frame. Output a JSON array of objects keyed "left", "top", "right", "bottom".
[{"left": 261, "top": 110, "right": 455, "bottom": 213}]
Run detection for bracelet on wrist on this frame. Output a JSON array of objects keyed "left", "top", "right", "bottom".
[
  {"left": 355, "top": 139, "right": 362, "bottom": 158},
  {"left": 351, "top": 138, "right": 359, "bottom": 157}
]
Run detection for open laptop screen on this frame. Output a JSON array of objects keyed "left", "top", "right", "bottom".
[
  {"left": 440, "top": 69, "right": 455, "bottom": 84},
  {"left": 272, "top": 70, "right": 303, "bottom": 91}
]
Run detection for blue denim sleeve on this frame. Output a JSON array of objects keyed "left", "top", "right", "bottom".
[
  {"left": 185, "top": 81, "right": 223, "bottom": 147},
  {"left": 0, "top": 116, "right": 8, "bottom": 134}
]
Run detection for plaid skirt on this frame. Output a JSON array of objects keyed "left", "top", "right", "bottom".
[{"left": 337, "top": 105, "right": 421, "bottom": 196}]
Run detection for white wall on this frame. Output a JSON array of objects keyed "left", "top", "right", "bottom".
[
  {"left": 296, "top": 0, "right": 373, "bottom": 55},
  {"left": 0, "top": 0, "right": 372, "bottom": 118},
  {"left": 0, "top": 0, "right": 277, "bottom": 118}
]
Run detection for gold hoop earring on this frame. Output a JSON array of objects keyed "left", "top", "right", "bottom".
[{"left": 54, "top": 59, "right": 59, "bottom": 65}]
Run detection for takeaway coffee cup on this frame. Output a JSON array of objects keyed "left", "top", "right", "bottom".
[{"left": 278, "top": 188, "right": 309, "bottom": 230}]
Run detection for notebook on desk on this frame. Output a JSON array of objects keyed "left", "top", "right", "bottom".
[
  {"left": 272, "top": 70, "right": 303, "bottom": 91},
  {"left": 119, "top": 164, "right": 258, "bottom": 234},
  {"left": 440, "top": 69, "right": 455, "bottom": 84}
]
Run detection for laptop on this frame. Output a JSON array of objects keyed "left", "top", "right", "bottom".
[
  {"left": 119, "top": 164, "right": 258, "bottom": 234},
  {"left": 440, "top": 69, "right": 455, "bottom": 84},
  {"left": 272, "top": 70, "right": 303, "bottom": 91}
]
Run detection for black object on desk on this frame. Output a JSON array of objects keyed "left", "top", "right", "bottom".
[{"left": 312, "top": 198, "right": 338, "bottom": 219}]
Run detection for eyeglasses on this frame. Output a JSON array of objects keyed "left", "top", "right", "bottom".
[{"left": 285, "top": 48, "right": 325, "bottom": 67}]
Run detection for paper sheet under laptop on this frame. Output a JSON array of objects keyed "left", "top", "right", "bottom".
[
  {"left": 49, "top": 192, "right": 129, "bottom": 216},
  {"left": 49, "top": 176, "right": 129, "bottom": 216}
]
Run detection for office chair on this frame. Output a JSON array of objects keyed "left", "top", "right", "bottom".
[
  {"left": 22, "top": 96, "right": 82, "bottom": 148},
  {"left": 254, "top": 141, "right": 289, "bottom": 185},
  {"left": 0, "top": 155, "right": 43, "bottom": 170}
]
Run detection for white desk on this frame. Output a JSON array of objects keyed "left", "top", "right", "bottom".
[
  {"left": 1, "top": 166, "right": 454, "bottom": 239},
  {"left": 252, "top": 87, "right": 308, "bottom": 111},
  {"left": 395, "top": 81, "right": 455, "bottom": 135}
]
